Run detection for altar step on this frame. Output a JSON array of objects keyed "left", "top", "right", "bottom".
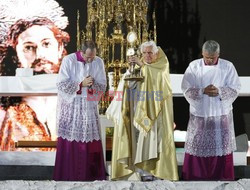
[
  {"left": 1, "top": 165, "right": 250, "bottom": 181},
  {"left": 0, "top": 151, "right": 249, "bottom": 180},
  {"left": 248, "top": 156, "right": 250, "bottom": 165}
]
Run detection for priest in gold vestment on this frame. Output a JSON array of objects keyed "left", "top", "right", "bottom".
[{"left": 106, "top": 41, "right": 179, "bottom": 181}]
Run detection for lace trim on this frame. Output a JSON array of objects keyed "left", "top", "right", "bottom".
[
  {"left": 56, "top": 97, "right": 101, "bottom": 143},
  {"left": 92, "top": 82, "right": 106, "bottom": 93},
  {"left": 185, "top": 112, "right": 236, "bottom": 157},
  {"left": 220, "top": 87, "right": 238, "bottom": 102},
  {"left": 87, "top": 82, "right": 107, "bottom": 101},
  {"left": 184, "top": 88, "right": 202, "bottom": 110},
  {"left": 56, "top": 80, "right": 79, "bottom": 102},
  {"left": 57, "top": 80, "right": 79, "bottom": 95},
  {"left": 185, "top": 88, "right": 202, "bottom": 101}
]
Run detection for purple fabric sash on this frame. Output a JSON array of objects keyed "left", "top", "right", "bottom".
[
  {"left": 76, "top": 51, "right": 86, "bottom": 63},
  {"left": 53, "top": 137, "right": 106, "bottom": 181}
]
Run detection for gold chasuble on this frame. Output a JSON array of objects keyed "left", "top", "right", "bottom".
[{"left": 106, "top": 48, "right": 179, "bottom": 180}]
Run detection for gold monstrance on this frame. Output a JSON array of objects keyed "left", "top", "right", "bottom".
[{"left": 124, "top": 31, "right": 144, "bottom": 81}]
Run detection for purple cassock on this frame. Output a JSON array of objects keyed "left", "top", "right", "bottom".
[
  {"left": 182, "top": 153, "right": 234, "bottom": 180},
  {"left": 53, "top": 51, "right": 107, "bottom": 181},
  {"left": 181, "top": 57, "right": 241, "bottom": 180}
]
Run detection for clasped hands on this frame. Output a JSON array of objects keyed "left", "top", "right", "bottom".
[
  {"left": 203, "top": 84, "right": 219, "bottom": 97},
  {"left": 82, "top": 75, "right": 94, "bottom": 87}
]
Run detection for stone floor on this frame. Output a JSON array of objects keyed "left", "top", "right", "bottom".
[{"left": 0, "top": 179, "right": 250, "bottom": 190}]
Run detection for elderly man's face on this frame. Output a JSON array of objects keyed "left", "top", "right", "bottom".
[
  {"left": 202, "top": 51, "right": 219, "bottom": 65},
  {"left": 15, "top": 25, "right": 63, "bottom": 73},
  {"left": 141, "top": 46, "right": 157, "bottom": 64}
]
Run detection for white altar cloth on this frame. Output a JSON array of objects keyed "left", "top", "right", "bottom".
[
  {"left": 1, "top": 74, "right": 250, "bottom": 96},
  {"left": 0, "top": 74, "right": 57, "bottom": 96}
]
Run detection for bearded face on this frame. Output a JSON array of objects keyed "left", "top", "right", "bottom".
[
  {"left": 31, "top": 58, "right": 60, "bottom": 74},
  {"left": 15, "top": 25, "right": 63, "bottom": 74}
]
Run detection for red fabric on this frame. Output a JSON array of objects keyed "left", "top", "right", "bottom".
[{"left": 76, "top": 82, "right": 82, "bottom": 94}]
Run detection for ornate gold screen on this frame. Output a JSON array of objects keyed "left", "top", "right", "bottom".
[{"left": 77, "top": 0, "right": 156, "bottom": 113}]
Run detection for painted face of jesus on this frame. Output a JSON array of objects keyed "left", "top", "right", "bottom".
[{"left": 15, "top": 25, "right": 63, "bottom": 73}]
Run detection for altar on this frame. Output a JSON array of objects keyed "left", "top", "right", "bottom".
[
  {"left": 0, "top": 74, "right": 250, "bottom": 180},
  {"left": 1, "top": 73, "right": 250, "bottom": 96}
]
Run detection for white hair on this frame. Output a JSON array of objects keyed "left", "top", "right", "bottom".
[
  {"left": 0, "top": 0, "right": 68, "bottom": 44},
  {"left": 140, "top": 41, "right": 158, "bottom": 55}
]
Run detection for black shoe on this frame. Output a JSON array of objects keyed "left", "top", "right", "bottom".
[{"left": 141, "top": 176, "right": 154, "bottom": 182}]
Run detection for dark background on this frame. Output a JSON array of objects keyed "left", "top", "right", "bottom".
[
  {"left": 60, "top": 0, "right": 250, "bottom": 76},
  {"left": 59, "top": 0, "right": 250, "bottom": 137}
]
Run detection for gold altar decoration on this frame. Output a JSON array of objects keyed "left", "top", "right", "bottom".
[{"left": 77, "top": 0, "right": 156, "bottom": 113}]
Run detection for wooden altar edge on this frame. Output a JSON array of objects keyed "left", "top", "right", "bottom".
[
  {"left": 15, "top": 140, "right": 185, "bottom": 149},
  {"left": 15, "top": 141, "right": 57, "bottom": 148}
]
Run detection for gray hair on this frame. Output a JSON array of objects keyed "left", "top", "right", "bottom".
[
  {"left": 140, "top": 41, "right": 158, "bottom": 55},
  {"left": 81, "top": 40, "right": 97, "bottom": 53},
  {"left": 202, "top": 40, "right": 220, "bottom": 54}
]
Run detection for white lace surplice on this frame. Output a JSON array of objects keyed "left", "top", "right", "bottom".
[
  {"left": 181, "top": 58, "right": 241, "bottom": 157},
  {"left": 56, "top": 53, "right": 106, "bottom": 143}
]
